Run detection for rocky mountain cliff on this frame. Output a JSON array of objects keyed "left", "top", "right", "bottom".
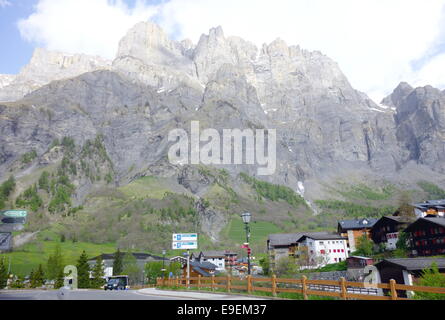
[
  {"left": 0, "top": 48, "right": 111, "bottom": 102},
  {"left": 0, "top": 22, "right": 444, "bottom": 249}
]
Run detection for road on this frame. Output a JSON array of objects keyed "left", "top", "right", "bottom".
[
  {"left": 0, "top": 289, "right": 184, "bottom": 300},
  {"left": 0, "top": 288, "right": 266, "bottom": 300}
]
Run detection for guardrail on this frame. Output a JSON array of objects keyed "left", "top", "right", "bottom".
[{"left": 156, "top": 275, "right": 445, "bottom": 300}]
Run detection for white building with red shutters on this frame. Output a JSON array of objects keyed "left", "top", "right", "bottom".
[{"left": 297, "top": 233, "right": 349, "bottom": 268}]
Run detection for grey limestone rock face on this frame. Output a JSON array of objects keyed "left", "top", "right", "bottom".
[
  {"left": 0, "top": 48, "right": 111, "bottom": 102},
  {"left": 384, "top": 84, "right": 445, "bottom": 173},
  {"left": 0, "top": 21, "right": 444, "bottom": 208}
]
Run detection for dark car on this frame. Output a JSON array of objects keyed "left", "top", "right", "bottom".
[{"left": 104, "top": 276, "right": 129, "bottom": 291}]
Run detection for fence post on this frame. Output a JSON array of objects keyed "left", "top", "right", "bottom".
[
  {"left": 227, "top": 274, "right": 231, "bottom": 293},
  {"left": 272, "top": 275, "right": 277, "bottom": 297},
  {"left": 302, "top": 276, "right": 308, "bottom": 300},
  {"left": 247, "top": 275, "right": 252, "bottom": 294},
  {"left": 340, "top": 277, "right": 347, "bottom": 300},
  {"left": 390, "top": 279, "right": 398, "bottom": 300},
  {"left": 198, "top": 275, "right": 201, "bottom": 290},
  {"left": 211, "top": 275, "right": 215, "bottom": 292}
]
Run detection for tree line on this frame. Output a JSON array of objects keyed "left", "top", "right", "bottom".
[{"left": 0, "top": 247, "right": 181, "bottom": 289}]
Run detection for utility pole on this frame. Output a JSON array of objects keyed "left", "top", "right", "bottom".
[
  {"left": 242, "top": 213, "right": 252, "bottom": 276},
  {"left": 187, "top": 249, "right": 190, "bottom": 288},
  {"left": 7, "top": 257, "right": 11, "bottom": 275}
]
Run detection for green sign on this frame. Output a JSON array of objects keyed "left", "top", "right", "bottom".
[{"left": 1, "top": 210, "right": 28, "bottom": 218}]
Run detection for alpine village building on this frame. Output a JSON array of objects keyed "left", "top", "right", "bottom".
[
  {"left": 338, "top": 218, "right": 378, "bottom": 252},
  {"left": 268, "top": 232, "right": 349, "bottom": 269},
  {"left": 404, "top": 218, "right": 445, "bottom": 256}
]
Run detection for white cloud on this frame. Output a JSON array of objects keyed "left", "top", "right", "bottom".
[
  {"left": 18, "top": 0, "right": 158, "bottom": 59},
  {"left": 414, "top": 53, "right": 445, "bottom": 89},
  {"left": 0, "top": 0, "right": 11, "bottom": 8},
  {"left": 17, "top": 0, "right": 445, "bottom": 101}
]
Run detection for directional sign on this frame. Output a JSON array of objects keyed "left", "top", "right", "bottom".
[
  {"left": 172, "top": 241, "right": 198, "bottom": 250},
  {"left": 173, "top": 233, "right": 198, "bottom": 242},
  {"left": 0, "top": 210, "right": 27, "bottom": 233},
  {"left": 1, "top": 210, "right": 27, "bottom": 218},
  {"left": 0, "top": 233, "right": 12, "bottom": 251}
]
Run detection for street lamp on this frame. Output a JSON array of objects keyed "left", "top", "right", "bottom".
[
  {"left": 162, "top": 249, "right": 167, "bottom": 279},
  {"left": 241, "top": 212, "right": 252, "bottom": 275}
]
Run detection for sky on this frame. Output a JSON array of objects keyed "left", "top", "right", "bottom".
[{"left": 0, "top": 0, "right": 444, "bottom": 102}]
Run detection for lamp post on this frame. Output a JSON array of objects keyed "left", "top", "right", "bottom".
[
  {"left": 242, "top": 212, "right": 252, "bottom": 275},
  {"left": 162, "top": 249, "right": 167, "bottom": 279}
]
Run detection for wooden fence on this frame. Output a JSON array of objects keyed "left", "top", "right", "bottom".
[{"left": 156, "top": 275, "right": 445, "bottom": 300}]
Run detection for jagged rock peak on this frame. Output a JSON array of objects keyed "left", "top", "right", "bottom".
[
  {"left": 209, "top": 26, "right": 225, "bottom": 39},
  {"left": 381, "top": 82, "right": 414, "bottom": 108},
  {"left": 116, "top": 21, "right": 180, "bottom": 60}
]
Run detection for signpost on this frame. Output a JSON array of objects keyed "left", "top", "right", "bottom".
[
  {"left": 172, "top": 233, "right": 198, "bottom": 288},
  {"left": 0, "top": 210, "right": 27, "bottom": 232}
]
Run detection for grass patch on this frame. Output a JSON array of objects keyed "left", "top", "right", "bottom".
[
  {"left": 418, "top": 181, "right": 445, "bottom": 200},
  {"left": 316, "top": 261, "right": 347, "bottom": 272},
  {"left": 336, "top": 183, "right": 395, "bottom": 201},
  {"left": 314, "top": 200, "right": 395, "bottom": 219},
  {"left": 2, "top": 231, "right": 116, "bottom": 276},
  {"left": 240, "top": 173, "right": 307, "bottom": 209},
  {"left": 120, "top": 176, "right": 171, "bottom": 199},
  {"left": 223, "top": 217, "right": 282, "bottom": 246}
]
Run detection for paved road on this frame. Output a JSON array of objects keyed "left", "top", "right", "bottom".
[
  {"left": 0, "top": 288, "right": 266, "bottom": 300},
  {"left": 0, "top": 289, "right": 185, "bottom": 300}
]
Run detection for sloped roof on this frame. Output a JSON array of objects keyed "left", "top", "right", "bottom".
[
  {"left": 268, "top": 233, "right": 306, "bottom": 247},
  {"left": 188, "top": 261, "right": 218, "bottom": 276},
  {"left": 269, "top": 232, "right": 346, "bottom": 246},
  {"left": 376, "top": 258, "right": 445, "bottom": 271},
  {"left": 299, "top": 233, "right": 347, "bottom": 241},
  {"left": 405, "top": 217, "right": 445, "bottom": 232},
  {"left": 338, "top": 218, "right": 378, "bottom": 230}
]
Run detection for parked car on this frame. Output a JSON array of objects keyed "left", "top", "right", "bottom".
[{"left": 104, "top": 276, "right": 129, "bottom": 291}]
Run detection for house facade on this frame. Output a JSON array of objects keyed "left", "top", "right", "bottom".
[
  {"left": 404, "top": 218, "right": 445, "bottom": 257},
  {"left": 191, "top": 251, "right": 238, "bottom": 272},
  {"left": 182, "top": 261, "right": 218, "bottom": 280},
  {"left": 412, "top": 200, "right": 445, "bottom": 218},
  {"left": 338, "top": 218, "right": 378, "bottom": 252},
  {"left": 371, "top": 216, "right": 413, "bottom": 251},
  {"left": 267, "top": 233, "right": 306, "bottom": 269},
  {"left": 375, "top": 258, "right": 445, "bottom": 298},
  {"left": 88, "top": 252, "right": 167, "bottom": 278},
  {"left": 296, "top": 234, "right": 349, "bottom": 268},
  {"left": 268, "top": 232, "right": 349, "bottom": 269}
]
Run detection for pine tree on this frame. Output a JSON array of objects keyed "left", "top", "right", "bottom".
[
  {"left": 0, "top": 257, "right": 8, "bottom": 289},
  {"left": 397, "top": 192, "right": 416, "bottom": 220},
  {"left": 47, "top": 244, "right": 64, "bottom": 281},
  {"left": 113, "top": 249, "right": 123, "bottom": 276},
  {"left": 91, "top": 256, "right": 105, "bottom": 289},
  {"left": 76, "top": 251, "right": 90, "bottom": 289},
  {"left": 31, "top": 264, "right": 45, "bottom": 288},
  {"left": 28, "top": 270, "right": 34, "bottom": 288},
  {"left": 55, "top": 269, "right": 65, "bottom": 289}
]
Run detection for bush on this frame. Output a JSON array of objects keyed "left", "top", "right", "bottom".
[
  {"left": 414, "top": 263, "right": 445, "bottom": 300},
  {"left": 21, "top": 150, "right": 37, "bottom": 164}
]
